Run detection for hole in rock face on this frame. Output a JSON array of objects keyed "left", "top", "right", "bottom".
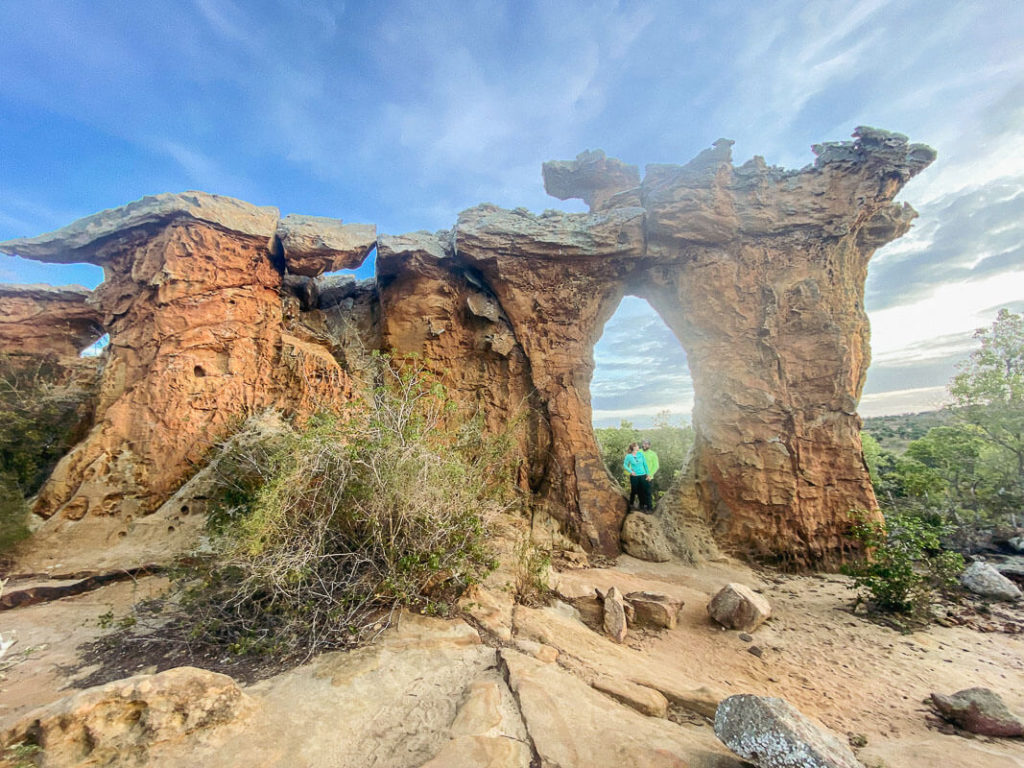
[
  {"left": 80, "top": 333, "right": 110, "bottom": 358},
  {"left": 591, "top": 295, "right": 695, "bottom": 495},
  {"left": 194, "top": 365, "right": 206, "bottom": 378}
]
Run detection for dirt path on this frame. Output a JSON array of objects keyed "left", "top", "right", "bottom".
[{"left": 614, "top": 555, "right": 1024, "bottom": 767}]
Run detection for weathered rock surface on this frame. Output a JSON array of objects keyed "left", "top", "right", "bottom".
[
  {"left": 592, "top": 676, "right": 669, "bottom": 718},
  {"left": 22, "top": 214, "right": 354, "bottom": 525},
  {"left": 502, "top": 649, "right": 744, "bottom": 767},
  {"left": 960, "top": 561, "right": 1023, "bottom": 601},
  {"left": 930, "top": 687, "right": 1024, "bottom": 737},
  {"left": 626, "top": 591, "right": 684, "bottom": 630},
  {"left": 714, "top": 694, "right": 866, "bottom": 768},
  {"left": 0, "top": 284, "right": 105, "bottom": 357},
  {"left": 274, "top": 214, "right": 376, "bottom": 277},
  {"left": 708, "top": 583, "right": 772, "bottom": 632},
  {"left": 0, "top": 190, "right": 278, "bottom": 264},
  {"left": 0, "top": 128, "right": 935, "bottom": 567},
  {"left": 622, "top": 512, "right": 674, "bottom": 562},
  {"left": 1, "top": 667, "right": 256, "bottom": 767},
  {"left": 543, "top": 148, "right": 641, "bottom": 211},
  {"left": 603, "top": 585, "right": 629, "bottom": 643}
]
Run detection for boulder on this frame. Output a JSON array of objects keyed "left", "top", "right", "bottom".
[
  {"left": 603, "top": 586, "right": 628, "bottom": 643},
  {"left": 1, "top": 667, "right": 255, "bottom": 766},
  {"left": 625, "top": 591, "right": 684, "bottom": 629},
  {"left": 930, "top": 687, "right": 1024, "bottom": 737},
  {"left": 708, "top": 583, "right": 772, "bottom": 632},
  {"left": 960, "top": 561, "right": 1022, "bottom": 601},
  {"left": 714, "top": 694, "right": 865, "bottom": 768},
  {"left": 621, "top": 512, "right": 673, "bottom": 562}
]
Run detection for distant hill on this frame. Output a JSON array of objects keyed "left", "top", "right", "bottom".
[{"left": 861, "top": 410, "right": 953, "bottom": 453}]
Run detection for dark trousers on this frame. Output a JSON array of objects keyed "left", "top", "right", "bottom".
[{"left": 629, "top": 475, "right": 653, "bottom": 511}]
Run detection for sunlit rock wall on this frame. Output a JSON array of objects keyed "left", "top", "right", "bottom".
[{"left": 0, "top": 128, "right": 934, "bottom": 567}]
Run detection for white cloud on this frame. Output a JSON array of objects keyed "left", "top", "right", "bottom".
[{"left": 870, "top": 270, "right": 1024, "bottom": 356}]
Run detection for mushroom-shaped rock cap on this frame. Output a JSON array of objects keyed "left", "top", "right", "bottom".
[
  {"left": 0, "top": 191, "right": 279, "bottom": 265},
  {"left": 274, "top": 214, "right": 377, "bottom": 277},
  {"left": 542, "top": 149, "right": 641, "bottom": 211}
]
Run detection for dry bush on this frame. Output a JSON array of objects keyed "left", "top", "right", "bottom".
[{"left": 172, "top": 355, "right": 522, "bottom": 660}]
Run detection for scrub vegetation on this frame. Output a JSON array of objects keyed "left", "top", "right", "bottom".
[
  {"left": 854, "top": 309, "right": 1024, "bottom": 620},
  {"left": 166, "top": 354, "right": 522, "bottom": 660},
  {"left": 0, "top": 354, "right": 97, "bottom": 557}
]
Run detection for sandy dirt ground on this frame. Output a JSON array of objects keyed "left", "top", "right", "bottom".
[
  {"left": 612, "top": 556, "right": 1024, "bottom": 767},
  {"left": 2, "top": 554, "right": 1023, "bottom": 767}
]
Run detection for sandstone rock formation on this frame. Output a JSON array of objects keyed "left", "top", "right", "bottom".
[
  {"left": 1, "top": 667, "right": 255, "bottom": 767},
  {"left": 0, "top": 284, "right": 104, "bottom": 357},
  {"left": 2, "top": 192, "right": 357, "bottom": 526},
  {"left": 0, "top": 128, "right": 935, "bottom": 568}
]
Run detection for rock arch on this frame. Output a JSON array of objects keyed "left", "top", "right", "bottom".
[{"left": 0, "top": 127, "right": 935, "bottom": 568}]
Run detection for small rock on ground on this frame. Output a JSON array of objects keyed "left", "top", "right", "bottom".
[
  {"left": 960, "top": 561, "right": 1022, "bottom": 601},
  {"left": 708, "top": 583, "right": 772, "bottom": 632},
  {"left": 930, "top": 687, "right": 1024, "bottom": 737}
]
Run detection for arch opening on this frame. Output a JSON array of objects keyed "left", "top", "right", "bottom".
[{"left": 591, "top": 295, "right": 695, "bottom": 504}]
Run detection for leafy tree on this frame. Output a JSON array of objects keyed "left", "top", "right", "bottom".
[
  {"left": 861, "top": 431, "right": 945, "bottom": 504},
  {"left": 948, "top": 309, "right": 1024, "bottom": 518}
]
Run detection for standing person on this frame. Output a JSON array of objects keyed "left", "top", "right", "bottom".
[
  {"left": 623, "top": 442, "right": 650, "bottom": 512},
  {"left": 641, "top": 439, "right": 659, "bottom": 508}
]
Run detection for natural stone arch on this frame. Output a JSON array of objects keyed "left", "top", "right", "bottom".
[{"left": 0, "top": 127, "right": 936, "bottom": 570}]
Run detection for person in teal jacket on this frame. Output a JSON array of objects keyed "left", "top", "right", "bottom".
[{"left": 623, "top": 442, "right": 652, "bottom": 511}]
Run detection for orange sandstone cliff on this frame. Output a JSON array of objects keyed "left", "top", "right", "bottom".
[{"left": 0, "top": 127, "right": 935, "bottom": 568}]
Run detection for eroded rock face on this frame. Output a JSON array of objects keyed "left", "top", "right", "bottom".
[
  {"left": 1, "top": 667, "right": 255, "bottom": 767},
  {"left": 4, "top": 200, "right": 354, "bottom": 523},
  {"left": 0, "top": 128, "right": 934, "bottom": 567},
  {"left": 0, "top": 284, "right": 104, "bottom": 357}
]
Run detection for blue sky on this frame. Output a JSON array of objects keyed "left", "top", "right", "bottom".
[{"left": 1, "top": 1, "right": 1022, "bottom": 426}]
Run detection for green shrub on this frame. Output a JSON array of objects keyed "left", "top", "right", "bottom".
[
  {"left": 174, "top": 355, "right": 520, "bottom": 659},
  {"left": 843, "top": 511, "right": 964, "bottom": 620}
]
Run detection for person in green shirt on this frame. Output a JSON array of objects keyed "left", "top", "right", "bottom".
[{"left": 641, "top": 440, "right": 659, "bottom": 507}]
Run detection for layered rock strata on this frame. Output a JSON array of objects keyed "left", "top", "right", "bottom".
[{"left": 0, "top": 128, "right": 935, "bottom": 566}]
